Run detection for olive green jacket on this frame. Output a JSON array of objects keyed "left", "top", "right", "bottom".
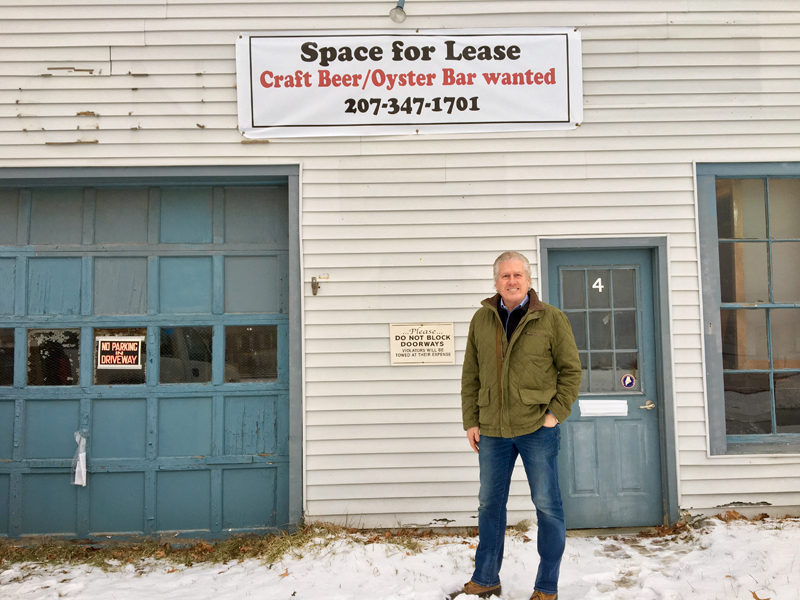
[{"left": 461, "top": 290, "right": 582, "bottom": 437}]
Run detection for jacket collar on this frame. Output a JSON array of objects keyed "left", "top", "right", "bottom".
[{"left": 482, "top": 289, "right": 545, "bottom": 312}]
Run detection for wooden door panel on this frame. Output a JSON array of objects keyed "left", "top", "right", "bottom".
[
  {"left": 614, "top": 420, "right": 647, "bottom": 493},
  {"left": 93, "top": 258, "right": 147, "bottom": 315},
  {"left": 565, "top": 420, "right": 600, "bottom": 496}
]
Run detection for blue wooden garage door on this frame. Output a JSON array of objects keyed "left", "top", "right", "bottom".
[{"left": 0, "top": 184, "right": 290, "bottom": 538}]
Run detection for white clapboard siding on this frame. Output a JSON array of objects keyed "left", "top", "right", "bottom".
[
  {"left": 681, "top": 492, "right": 800, "bottom": 510},
  {"left": 1, "top": 1, "right": 800, "bottom": 527}
]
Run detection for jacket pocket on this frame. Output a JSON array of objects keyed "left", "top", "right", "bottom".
[
  {"left": 519, "top": 387, "right": 556, "bottom": 406},
  {"left": 519, "top": 330, "right": 551, "bottom": 357},
  {"left": 478, "top": 387, "right": 490, "bottom": 407}
]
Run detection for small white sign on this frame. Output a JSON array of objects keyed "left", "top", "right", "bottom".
[
  {"left": 96, "top": 336, "right": 145, "bottom": 370},
  {"left": 390, "top": 323, "right": 455, "bottom": 365},
  {"left": 578, "top": 399, "right": 629, "bottom": 417}
]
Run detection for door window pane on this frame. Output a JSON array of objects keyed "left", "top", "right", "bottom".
[
  {"left": 590, "top": 352, "right": 613, "bottom": 392},
  {"left": 225, "top": 326, "right": 278, "bottom": 382},
  {"left": 0, "top": 329, "right": 13, "bottom": 386},
  {"left": 589, "top": 352, "right": 614, "bottom": 392},
  {"left": 587, "top": 270, "right": 610, "bottom": 309},
  {"left": 775, "top": 372, "right": 800, "bottom": 433},
  {"left": 561, "top": 270, "right": 585, "bottom": 309},
  {"left": 724, "top": 372, "right": 771, "bottom": 435},
  {"left": 27, "top": 329, "right": 80, "bottom": 386},
  {"left": 716, "top": 179, "right": 766, "bottom": 239},
  {"left": 768, "top": 179, "right": 800, "bottom": 239},
  {"left": 720, "top": 309, "right": 768, "bottom": 370},
  {"left": 589, "top": 312, "right": 612, "bottom": 350},
  {"left": 718, "top": 242, "right": 769, "bottom": 303},
  {"left": 94, "top": 328, "right": 146, "bottom": 385},
  {"left": 159, "top": 327, "right": 212, "bottom": 384},
  {"left": 616, "top": 352, "right": 640, "bottom": 392},
  {"left": 771, "top": 242, "right": 800, "bottom": 302},
  {"left": 578, "top": 352, "right": 588, "bottom": 393},
  {"left": 565, "top": 312, "right": 586, "bottom": 350},
  {"left": 612, "top": 269, "right": 636, "bottom": 308},
  {"left": 614, "top": 311, "right": 637, "bottom": 350}
]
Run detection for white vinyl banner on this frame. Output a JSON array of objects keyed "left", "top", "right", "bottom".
[{"left": 236, "top": 28, "right": 582, "bottom": 138}]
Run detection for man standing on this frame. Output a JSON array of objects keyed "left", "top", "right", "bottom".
[{"left": 451, "top": 251, "right": 582, "bottom": 600}]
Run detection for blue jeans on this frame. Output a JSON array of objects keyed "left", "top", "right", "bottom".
[{"left": 471, "top": 425, "right": 565, "bottom": 596}]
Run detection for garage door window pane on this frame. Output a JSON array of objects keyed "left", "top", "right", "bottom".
[
  {"left": 225, "top": 326, "right": 278, "bottom": 382},
  {"left": 0, "top": 329, "right": 13, "bottom": 386},
  {"left": 28, "top": 329, "right": 80, "bottom": 386},
  {"left": 94, "top": 328, "right": 146, "bottom": 385},
  {"left": 159, "top": 327, "right": 212, "bottom": 384}
]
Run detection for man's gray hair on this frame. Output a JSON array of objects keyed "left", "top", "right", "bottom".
[{"left": 493, "top": 251, "right": 532, "bottom": 283}]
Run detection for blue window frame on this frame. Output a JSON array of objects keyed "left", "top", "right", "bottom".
[{"left": 698, "top": 163, "right": 800, "bottom": 454}]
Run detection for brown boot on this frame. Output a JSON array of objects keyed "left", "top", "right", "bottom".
[
  {"left": 530, "top": 591, "right": 558, "bottom": 600},
  {"left": 448, "top": 580, "right": 502, "bottom": 599}
]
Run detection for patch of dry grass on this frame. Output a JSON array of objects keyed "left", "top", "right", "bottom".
[
  {"left": 0, "top": 522, "right": 489, "bottom": 570},
  {"left": 0, "top": 524, "right": 340, "bottom": 570},
  {"left": 511, "top": 519, "right": 532, "bottom": 533}
]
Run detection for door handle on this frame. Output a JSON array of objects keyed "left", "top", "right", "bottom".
[{"left": 638, "top": 400, "right": 655, "bottom": 410}]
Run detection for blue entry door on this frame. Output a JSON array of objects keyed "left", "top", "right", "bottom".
[{"left": 548, "top": 248, "right": 663, "bottom": 528}]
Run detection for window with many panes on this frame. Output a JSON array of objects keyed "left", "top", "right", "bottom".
[{"left": 699, "top": 165, "right": 800, "bottom": 453}]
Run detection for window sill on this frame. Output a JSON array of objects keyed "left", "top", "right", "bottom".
[{"left": 724, "top": 437, "right": 800, "bottom": 455}]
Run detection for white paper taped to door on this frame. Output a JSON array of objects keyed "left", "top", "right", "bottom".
[
  {"left": 578, "top": 400, "right": 628, "bottom": 417},
  {"left": 71, "top": 430, "right": 87, "bottom": 487}
]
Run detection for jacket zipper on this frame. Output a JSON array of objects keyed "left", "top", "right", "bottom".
[
  {"left": 494, "top": 305, "right": 539, "bottom": 437},
  {"left": 495, "top": 321, "right": 504, "bottom": 437}
]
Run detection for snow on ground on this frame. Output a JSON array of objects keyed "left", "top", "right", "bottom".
[{"left": 2, "top": 518, "right": 799, "bottom": 600}]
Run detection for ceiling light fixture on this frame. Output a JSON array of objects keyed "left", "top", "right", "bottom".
[{"left": 389, "top": 0, "right": 407, "bottom": 23}]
